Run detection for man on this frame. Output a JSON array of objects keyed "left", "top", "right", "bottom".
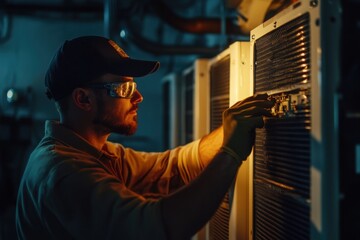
[{"left": 16, "top": 36, "right": 274, "bottom": 239}]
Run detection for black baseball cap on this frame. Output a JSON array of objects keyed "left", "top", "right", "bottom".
[{"left": 45, "top": 36, "right": 160, "bottom": 101}]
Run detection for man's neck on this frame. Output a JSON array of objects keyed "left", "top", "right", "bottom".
[{"left": 60, "top": 119, "right": 110, "bottom": 151}]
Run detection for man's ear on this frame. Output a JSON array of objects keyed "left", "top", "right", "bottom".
[{"left": 72, "top": 88, "right": 93, "bottom": 111}]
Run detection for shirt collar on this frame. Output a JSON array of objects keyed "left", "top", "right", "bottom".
[{"left": 44, "top": 120, "right": 120, "bottom": 160}]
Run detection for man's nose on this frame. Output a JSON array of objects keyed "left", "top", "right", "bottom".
[{"left": 132, "top": 89, "right": 143, "bottom": 103}]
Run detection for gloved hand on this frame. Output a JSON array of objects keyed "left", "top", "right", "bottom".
[{"left": 221, "top": 93, "right": 274, "bottom": 164}]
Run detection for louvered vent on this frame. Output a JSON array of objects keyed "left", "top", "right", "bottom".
[
  {"left": 209, "top": 55, "right": 230, "bottom": 240},
  {"left": 184, "top": 68, "right": 194, "bottom": 143},
  {"left": 254, "top": 13, "right": 310, "bottom": 92},
  {"left": 210, "top": 56, "right": 230, "bottom": 130},
  {"left": 253, "top": 13, "right": 311, "bottom": 240}
]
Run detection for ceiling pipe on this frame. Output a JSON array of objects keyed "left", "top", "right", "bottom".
[
  {"left": 103, "top": 0, "right": 119, "bottom": 39},
  {"left": 103, "top": 0, "right": 221, "bottom": 56},
  {"left": 0, "top": 3, "right": 102, "bottom": 15},
  {"left": 153, "top": 0, "right": 243, "bottom": 35},
  {"left": 0, "top": 10, "right": 11, "bottom": 43}
]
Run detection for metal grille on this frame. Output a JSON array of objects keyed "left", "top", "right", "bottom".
[
  {"left": 254, "top": 13, "right": 311, "bottom": 92},
  {"left": 184, "top": 68, "right": 194, "bottom": 143},
  {"left": 253, "top": 13, "right": 311, "bottom": 240},
  {"left": 210, "top": 55, "right": 230, "bottom": 130},
  {"left": 209, "top": 194, "right": 230, "bottom": 240},
  {"left": 209, "top": 55, "right": 230, "bottom": 240}
]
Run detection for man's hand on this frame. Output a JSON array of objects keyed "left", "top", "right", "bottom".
[{"left": 221, "top": 93, "right": 274, "bottom": 163}]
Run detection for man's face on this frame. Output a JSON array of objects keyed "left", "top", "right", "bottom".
[{"left": 92, "top": 74, "right": 143, "bottom": 135}]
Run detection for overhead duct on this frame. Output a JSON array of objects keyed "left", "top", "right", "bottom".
[{"left": 236, "top": 0, "right": 272, "bottom": 34}]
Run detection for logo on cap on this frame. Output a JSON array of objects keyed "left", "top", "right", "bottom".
[{"left": 108, "top": 40, "right": 129, "bottom": 58}]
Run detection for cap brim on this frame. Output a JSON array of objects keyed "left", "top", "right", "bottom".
[{"left": 108, "top": 58, "right": 160, "bottom": 77}]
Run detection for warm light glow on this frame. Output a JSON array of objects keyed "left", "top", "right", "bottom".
[
  {"left": 301, "top": 79, "right": 308, "bottom": 84},
  {"left": 263, "top": 178, "right": 295, "bottom": 191}
]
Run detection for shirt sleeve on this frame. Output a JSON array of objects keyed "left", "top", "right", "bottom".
[
  {"left": 176, "top": 139, "right": 203, "bottom": 184},
  {"left": 119, "top": 139, "right": 202, "bottom": 196}
]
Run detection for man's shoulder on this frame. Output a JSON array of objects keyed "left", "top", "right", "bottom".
[{"left": 25, "top": 137, "right": 100, "bottom": 185}]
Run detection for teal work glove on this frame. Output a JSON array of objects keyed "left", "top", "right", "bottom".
[{"left": 221, "top": 93, "right": 274, "bottom": 164}]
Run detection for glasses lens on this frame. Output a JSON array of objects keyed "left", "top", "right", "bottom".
[{"left": 113, "top": 82, "right": 136, "bottom": 98}]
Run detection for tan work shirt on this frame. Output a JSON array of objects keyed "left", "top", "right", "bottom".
[{"left": 16, "top": 120, "right": 202, "bottom": 239}]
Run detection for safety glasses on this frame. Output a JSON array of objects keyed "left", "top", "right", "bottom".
[{"left": 86, "top": 81, "right": 137, "bottom": 98}]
